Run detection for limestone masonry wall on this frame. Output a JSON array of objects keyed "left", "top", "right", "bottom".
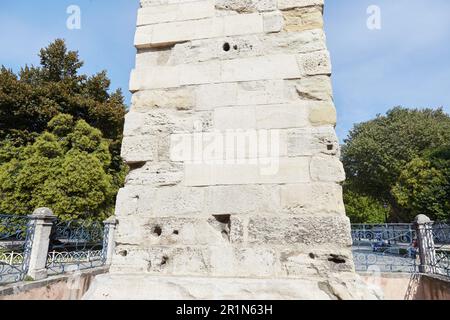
[{"left": 112, "top": 0, "right": 357, "bottom": 284}]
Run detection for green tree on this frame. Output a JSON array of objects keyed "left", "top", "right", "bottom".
[
  {"left": 342, "top": 107, "right": 450, "bottom": 221},
  {"left": 0, "top": 39, "right": 127, "bottom": 220},
  {"left": 0, "top": 114, "right": 122, "bottom": 221},
  {"left": 343, "top": 189, "right": 388, "bottom": 224},
  {"left": 0, "top": 39, "right": 125, "bottom": 149},
  {"left": 392, "top": 146, "right": 450, "bottom": 221}
]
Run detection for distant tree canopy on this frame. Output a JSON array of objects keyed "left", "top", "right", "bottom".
[
  {"left": 342, "top": 107, "right": 450, "bottom": 223},
  {"left": 0, "top": 114, "right": 120, "bottom": 220},
  {"left": 0, "top": 39, "right": 127, "bottom": 221},
  {"left": 343, "top": 190, "right": 389, "bottom": 224}
]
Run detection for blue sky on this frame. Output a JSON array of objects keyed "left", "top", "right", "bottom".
[{"left": 0, "top": 0, "right": 449, "bottom": 141}]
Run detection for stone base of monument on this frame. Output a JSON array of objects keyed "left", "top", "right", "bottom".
[{"left": 83, "top": 273, "right": 382, "bottom": 300}]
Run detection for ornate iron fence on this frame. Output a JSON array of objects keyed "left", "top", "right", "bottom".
[
  {"left": 0, "top": 215, "right": 34, "bottom": 284},
  {"left": 351, "top": 223, "right": 419, "bottom": 273},
  {"left": 352, "top": 222, "right": 450, "bottom": 277},
  {"left": 46, "top": 219, "right": 106, "bottom": 275},
  {"left": 1, "top": 213, "right": 113, "bottom": 285},
  {"left": 423, "top": 221, "right": 450, "bottom": 277}
]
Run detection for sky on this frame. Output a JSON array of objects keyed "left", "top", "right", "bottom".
[{"left": 0, "top": 0, "right": 449, "bottom": 141}]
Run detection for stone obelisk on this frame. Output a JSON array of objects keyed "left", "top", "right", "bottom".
[{"left": 85, "top": 0, "right": 379, "bottom": 299}]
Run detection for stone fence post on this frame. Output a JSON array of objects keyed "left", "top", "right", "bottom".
[
  {"left": 26, "top": 208, "right": 57, "bottom": 280},
  {"left": 102, "top": 216, "right": 118, "bottom": 265},
  {"left": 414, "top": 214, "right": 437, "bottom": 274}
]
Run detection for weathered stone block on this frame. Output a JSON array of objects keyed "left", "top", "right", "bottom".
[
  {"left": 213, "top": 103, "right": 310, "bottom": 130},
  {"left": 114, "top": 186, "right": 207, "bottom": 217},
  {"left": 152, "top": 186, "right": 206, "bottom": 215},
  {"left": 84, "top": 274, "right": 356, "bottom": 299},
  {"left": 278, "top": 247, "right": 354, "bottom": 277},
  {"left": 131, "top": 88, "right": 195, "bottom": 112},
  {"left": 115, "top": 217, "right": 229, "bottom": 246},
  {"left": 134, "top": 13, "right": 265, "bottom": 48},
  {"left": 221, "top": 54, "right": 301, "bottom": 82},
  {"left": 170, "top": 129, "right": 285, "bottom": 163},
  {"left": 85, "top": 272, "right": 381, "bottom": 300},
  {"left": 263, "top": 11, "right": 284, "bottom": 33},
  {"left": 205, "top": 184, "right": 281, "bottom": 214},
  {"left": 123, "top": 110, "right": 212, "bottom": 137},
  {"left": 277, "top": 0, "right": 324, "bottom": 10},
  {"left": 285, "top": 126, "right": 339, "bottom": 157},
  {"left": 213, "top": 106, "right": 256, "bottom": 130},
  {"left": 125, "top": 162, "right": 184, "bottom": 186},
  {"left": 280, "top": 183, "right": 345, "bottom": 214},
  {"left": 196, "top": 82, "right": 237, "bottom": 109},
  {"left": 282, "top": 6, "right": 323, "bottom": 32},
  {"left": 114, "top": 187, "right": 144, "bottom": 217},
  {"left": 256, "top": 103, "right": 309, "bottom": 129},
  {"left": 110, "top": 246, "right": 152, "bottom": 273},
  {"left": 111, "top": 244, "right": 278, "bottom": 277},
  {"left": 310, "top": 156, "right": 346, "bottom": 182},
  {"left": 130, "top": 54, "right": 302, "bottom": 91},
  {"left": 179, "top": 62, "right": 222, "bottom": 85},
  {"left": 196, "top": 80, "right": 287, "bottom": 110},
  {"left": 216, "top": 0, "right": 277, "bottom": 12},
  {"left": 184, "top": 157, "right": 310, "bottom": 186},
  {"left": 166, "top": 30, "right": 326, "bottom": 65},
  {"left": 121, "top": 136, "right": 156, "bottom": 163},
  {"left": 223, "top": 13, "right": 264, "bottom": 37},
  {"left": 309, "top": 102, "right": 337, "bottom": 125},
  {"left": 236, "top": 80, "right": 287, "bottom": 106},
  {"left": 290, "top": 75, "right": 333, "bottom": 101},
  {"left": 298, "top": 50, "right": 331, "bottom": 76},
  {"left": 137, "top": 0, "right": 215, "bottom": 26},
  {"left": 244, "top": 215, "right": 352, "bottom": 246},
  {"left": 135, "top": 48, "right": 172, "bottom": 68}
]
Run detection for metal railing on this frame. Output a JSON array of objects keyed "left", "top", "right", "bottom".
[
  {"left": 352, "top": 219, "right": 450, "bottom": 277},
  {"left": 0, "top": 215, "right": 34, "bottom": 284},
  {"left": 46, "top": 219, "right": 106, "bottom": 275},
  {"left": 421, "top": 221, "right": 450, "bottom": 277},
  {"left": 0, "top": 211, "right": 116, "bottom": 285},
  {"left": 352, "top": 223, "right": 418, "bottom": 273}
]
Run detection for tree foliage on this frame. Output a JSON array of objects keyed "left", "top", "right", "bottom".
[
  {"left": 0, "top": 39, "right": 127, "bottom": 220},
  {"left": 0, "top": 39, "right": 125, "bottom": 145},
  {"left": 342, "top": 107, "right": 450, "bottom": 222},
  {"left": 0, "top": 114, "right": 122, "bottom": 221},
  {"left": 343, "top": 189, "right": 388, "bottom": 224},
  {"left": 392, "top": 147, "right": 450, "bottom": 221}
]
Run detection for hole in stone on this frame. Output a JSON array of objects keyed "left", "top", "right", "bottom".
[
  {"left": 214, "top": 214, "right": 231, "bottom": 224},
  {"left": 118, "top": 250, "right": 128, "bottom": 257},
  {"left": 328, "top": 254, "right": 346, "bottom": 264},
  {"left": 212, "top": 215, "right": 231, "bottom": 241},
  {"left": 173, "top": 230, "right": 179, "bottom": 235},
  {"left": 223, "top": 42, "right": 231, "bottom": 52},
  {"left": 327, "top": 144, "right": 334, "bottom": 151},
  {"left": 161, "top": 256, "right": 169, "bottom": 266},
  {"left": 128, "top": 161, "right": 146, "bottom": 171},
  {"left": 153, "top": 225, "right": 162, "bottom": 237},
  {"left": 309, "top": 253, "right": 316, "bottom": 259},
  {"left": 233, "top": 45, "right": 238, "bottom": 50}
]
